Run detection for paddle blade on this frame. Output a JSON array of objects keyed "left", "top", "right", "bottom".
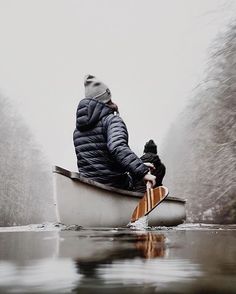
[{"left": 131, "top": 186, "right": 169, "bottom": 223}]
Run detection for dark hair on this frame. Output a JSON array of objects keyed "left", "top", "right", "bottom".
[{"left": 107, "top": 100, "right": 119, "bottom": 112}]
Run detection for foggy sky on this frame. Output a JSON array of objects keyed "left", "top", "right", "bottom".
[{"left": 0, "top": 0, "right": 234, "bottom": 169}]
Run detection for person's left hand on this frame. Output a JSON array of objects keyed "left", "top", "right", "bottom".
[{"left": 143, "top": 173, "right": 156, "bottom": 187}]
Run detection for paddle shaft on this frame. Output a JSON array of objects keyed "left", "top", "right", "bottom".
[{"left": 146, "top": 180, "right": 152, "bottom": 190}]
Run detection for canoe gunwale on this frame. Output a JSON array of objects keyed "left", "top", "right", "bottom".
[{"left": 53, "top": 165, "right": 186, "bottom": 203}]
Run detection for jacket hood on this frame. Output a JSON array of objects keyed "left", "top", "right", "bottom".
[{"left": 76, "top": 98, "right": 113, "bottom": 131}]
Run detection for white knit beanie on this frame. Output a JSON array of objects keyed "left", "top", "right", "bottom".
[{"left": 84, "top": 75, "right": 111, "bottom": 103}]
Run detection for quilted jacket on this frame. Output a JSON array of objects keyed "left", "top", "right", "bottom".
[{"left": 73, "top": 98, "right": 149, "bottom": 189}]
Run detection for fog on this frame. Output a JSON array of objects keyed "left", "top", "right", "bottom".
[{"left": 0, "top": 0, "right": 235, "bottom": 170}]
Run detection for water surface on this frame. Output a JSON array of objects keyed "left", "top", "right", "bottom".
[{"left": 0, "top": 224, "right": 235, "bottom": 293}]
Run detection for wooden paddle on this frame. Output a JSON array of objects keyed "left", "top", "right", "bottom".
[{"left": 131, "top": 182, "right": 169, "bottom": 223}]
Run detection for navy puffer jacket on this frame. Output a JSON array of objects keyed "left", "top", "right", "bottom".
[{"left": 73, "top": 98, "right": 149, "bottom": 188}]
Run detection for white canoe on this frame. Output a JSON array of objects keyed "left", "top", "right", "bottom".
[{"left": 53, "top": 166, "right": 186, "bottom": 227}]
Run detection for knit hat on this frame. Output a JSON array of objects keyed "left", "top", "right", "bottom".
[
  {"left": 84, "top": 74, "right": 111, "bottom": 103},
  {"left": 144, "top": 139, "right": 157, "bottom": 154}
]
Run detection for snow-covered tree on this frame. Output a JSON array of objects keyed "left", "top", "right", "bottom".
[
  {"left": 0, "top": 94, "right": 55, "bottom": 226},
  {"left": 163, "top": 22, "right": 236, "bottom": 223}
]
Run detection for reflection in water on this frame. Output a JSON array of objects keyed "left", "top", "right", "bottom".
[
  {"left": 135, "top": 233, "right": 166, "bottom": 258},
  {"left": 74, "top": 233, "right": 166, "bottom": 281},
  {"left": 0, "top": 225, "right": 235, "bottom": 293},
  {"left": 71, "top": 231, "right": 203, "bottom": 293},
  {"left": 0, "top": 259, "right": 79, "bottom": 293}
]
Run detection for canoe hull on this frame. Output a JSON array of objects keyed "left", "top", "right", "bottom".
[{"left": 53, "top": 166, "right": 186, "bottom": 227}]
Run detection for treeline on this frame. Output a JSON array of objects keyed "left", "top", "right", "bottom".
[
  {"left": 0, "top": 94, "right": 55, "bottom": 226},
  {"left": 163, "top": 22, "right": 236, "bottom": 223}
]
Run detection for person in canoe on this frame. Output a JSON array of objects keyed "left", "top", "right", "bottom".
[
  {"left": 134, "top": 139, "right": 166, "bottom": 192},
  {"left": 73, "top": 74, "right": 156, "bottom": 190}
]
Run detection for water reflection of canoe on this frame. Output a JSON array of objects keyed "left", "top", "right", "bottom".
[
  {"left": 57, "top": 231, "right": 167, "bottom": 262},
  {"left": 53, "top": 166, "right": 186, "bottom": 227}
]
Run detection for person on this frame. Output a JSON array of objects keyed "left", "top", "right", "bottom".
[
  {"left": 73, "top": 75, "right": 156, "bottom": 190},
  {"left": 134, "top": 139, "right": 166, "bottom": 192}
]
